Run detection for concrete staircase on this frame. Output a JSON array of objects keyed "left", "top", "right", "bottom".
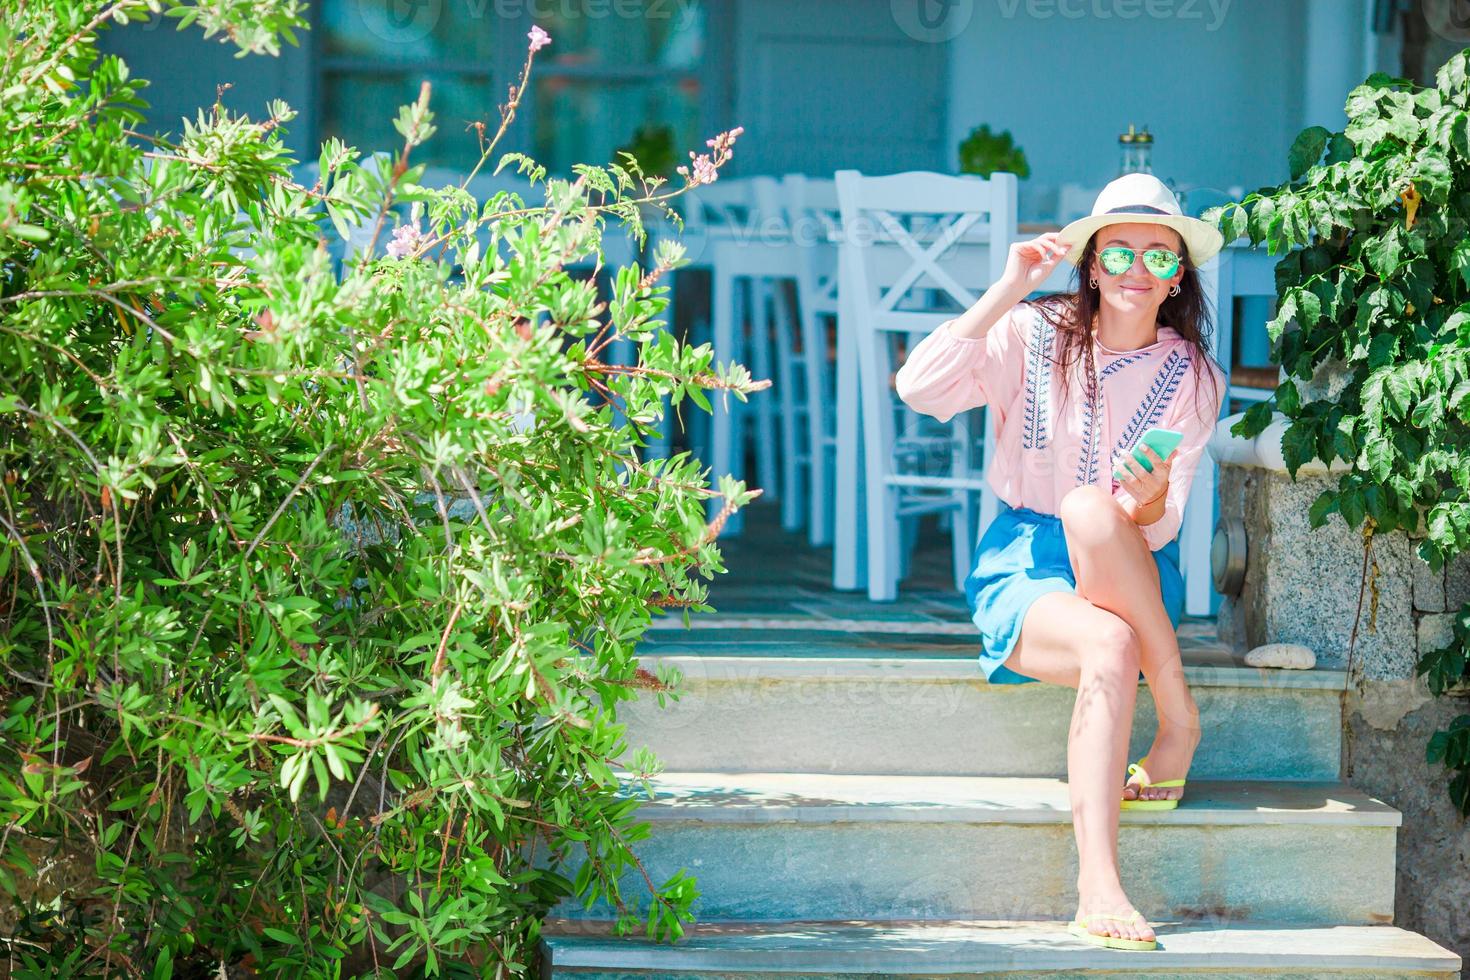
[{"left": 537, "top": 639, "right": 1462, "bottom": 977}]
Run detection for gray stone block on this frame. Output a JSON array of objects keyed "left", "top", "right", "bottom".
[
  {"left": 1413, "top": 555, "right": 1447, "bottom": 613},
  {"left": 1417, "top": 613, "right": 1456, "bottom": 659},
  {"left": 1447, "top": 552, "right": 1470, "bottom": 611},
  {"left": 1230, "top": 468, "right": 1417, "bottom": 679}
]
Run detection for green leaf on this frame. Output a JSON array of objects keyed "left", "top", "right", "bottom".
[
  {"left": 1364, "top": 226, "right": 1403, "bottom": 278},
  {"left": 1233, "top": 400, "right": 1276, "bottom": 439},
  {"left": 1280, "top": 420, "right": 1319, "bottom": 478},
  {"left": 1325, "top": 132, "right": 1355, "bottom": 164},
  {"left": 1367, "top": 331, "right": 1399, "bottom": 370},
  {"left": 1309, "top": 490, "right": 1339, "bottom": 528},
  {"left": 1275, "top": 379, "right": 1300, "bottom": 416},
  {"left": 1366, "top": 437, "right": 1394, "bottom": 482},
  {"left": 1384, "top": 366, "right": 1418, "bottom": 419},
  {"left": 1451, "top": 240, "right": 1470, "bottom": 292},
  {"left": 1340, "top": 488, "right": 1367, "bottom": 528},
  {"left": 1289, "top": 126, "right": 1331, "bottom": 180}
]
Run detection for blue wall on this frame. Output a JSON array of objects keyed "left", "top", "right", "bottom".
[{"left": 945, "top": 0, "right": 1365, "bottom": 220}]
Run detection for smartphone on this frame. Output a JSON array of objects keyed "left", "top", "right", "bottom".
[{"left": 1113, "top": 427, "right": 1183, "bottom": 481}]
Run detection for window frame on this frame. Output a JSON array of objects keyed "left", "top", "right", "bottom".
[{"left": 310, "top": 0, "right": 735, "bottom": 178}]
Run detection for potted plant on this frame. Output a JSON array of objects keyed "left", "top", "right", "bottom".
[{"left": 957, "top": 123, "right": 1031, "bottom": 179}]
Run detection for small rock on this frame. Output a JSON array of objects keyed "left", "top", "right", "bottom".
[{"left": 1244, "top": 643, "right": 1316, "bottom": 669}]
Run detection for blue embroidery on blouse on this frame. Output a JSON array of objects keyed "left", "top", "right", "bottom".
[
  {"left": 1021, "top": 309, "right": 1056, "bottom": 450},
  {"left": 1112, "top": 349, "right": 1191, "bottom": 464},
  {"left": 1101, "top": 352, "right": 1149, "bottom": 379},
  {"left": 1073, "top": 352, "right": 1158, "bottom": 487},
  {"left": 1075, "top": 382, "right": 1103, "bottom": 486}
]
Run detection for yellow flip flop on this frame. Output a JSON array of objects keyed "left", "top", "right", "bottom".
[
  {"left": 1120, "top": 756, "right": 1186, "bottom": 810},
  {"left": 1067, "top": 910, "right": 1159, "bottom": 951}
]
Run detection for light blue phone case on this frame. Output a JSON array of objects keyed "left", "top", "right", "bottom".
[{"left": 1114, "top": 427, "right": 1183, "bottom": 480}]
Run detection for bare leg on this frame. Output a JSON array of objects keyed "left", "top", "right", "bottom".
[
  {"left": 1000, "top": 591, "right": 1156, "bottom": 944},
  {"left": 1059, "top": 485, "right": 1200, "bottom": 803}
]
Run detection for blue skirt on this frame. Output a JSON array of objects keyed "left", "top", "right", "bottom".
[{"left": 964, "top": 502, "right": 1185, "bottom": 684}]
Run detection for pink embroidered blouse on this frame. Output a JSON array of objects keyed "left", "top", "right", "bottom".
[{"left": 894, "top": 300, "right": 1227, "bottom": 552}]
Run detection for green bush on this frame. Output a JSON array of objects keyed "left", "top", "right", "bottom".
[
  {"left": 1210, "top": 52, "right": 1470, "bottom": 814},
  {"left": 0, "top": 1, "right": 757, "bottom": 973},
  {"left": 957, "top": 124, "right": 1030, "bottom": 180}
]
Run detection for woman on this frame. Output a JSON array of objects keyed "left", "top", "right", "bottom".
[{"left": 894, "top": 173, "right": 1227, "bottom": 952}]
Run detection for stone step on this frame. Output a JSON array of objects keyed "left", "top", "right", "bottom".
[
  {"left": 548, "top": 772, "right": 1397, "bottom": 926},
  {"left": 539, "top": 917, "right": 1462, "bottom": 978},
  {"left": 616, "top": 653, "right": 1345, "bottom": 780}
]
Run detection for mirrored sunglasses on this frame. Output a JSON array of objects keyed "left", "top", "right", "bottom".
[{"left": 1097, "top": 246, "right": 1181, "bottom": 280}]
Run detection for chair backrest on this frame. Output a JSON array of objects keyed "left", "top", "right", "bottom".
[
  {"left": 836, "top": 169, "right": 1017, "bottom": 488},
  {"left": 783, "top": 173, "right": 842, "bottom": 247},
  {"left": 835, "top": 169, "right": 1016, "bottom": 337},
  {"left": 679, "top": 177, "right": 756, "bottom": 236}
]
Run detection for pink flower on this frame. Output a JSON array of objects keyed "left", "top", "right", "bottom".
[
  {"left": 676, "top": 126, "right": 744, "bottom": 187},
  {"left": 676, "top": 152, "right": 720, "bottom": 187},
  {"left": 386, "top": 222, "right": 426, "bottom": 259},
  {"left": 528, "top": 25, "right": 551, "bottom": 53}
]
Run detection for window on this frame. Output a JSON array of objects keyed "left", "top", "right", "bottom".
[{"left": 317, "top": 0, "right": 709, "bottom": 177}]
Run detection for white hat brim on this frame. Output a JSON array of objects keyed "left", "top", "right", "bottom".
[{"left": 1058, "top": 212, "right": 1224, "bottom": 268}]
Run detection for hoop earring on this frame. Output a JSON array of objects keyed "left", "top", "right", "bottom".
[
  {"left": 1089, "top": 277, "right": 1098, "bottom": 288},
  {"left": 1169, "top": 284, "right": 1181, "bottom": 297}
]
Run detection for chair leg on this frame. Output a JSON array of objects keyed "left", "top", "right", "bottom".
[
  {"left": 1183, "top": 454, "right": 1219, "bottom": 616},
  {"left": 772, "top": 280, "right": 805, "bottom": 533},
  {"left": 708, "top": 267, "right": 744, "bottom": 536},
  {"left": 641, "top": 266, "right": 675, "bottom": 462},
  {"left": 688, "top": 310, "right": 712, "bottom": 466},
  {"left": 952, "top": 493, "right": 975, "bottom": 593},
  {"left": 978, "top": 408, "right": 1001, "bottom": 538},
  {"left": 748, "top": 278, "right": 780, "bottom": 507},
  {"left": 833, "top": 304, "right": 866, "bottom": 591},
  {"left": 802, "top": 302, "right": 834, "bottom": 548},
  {"left": 728, "top": 277, "right": 749, "bottom": 536},
  {"left": 898, "top": 512, "right": 916, "bottom": 584},
  {"left": 859, "top": 346, "right": 900, "bottom": 603}
]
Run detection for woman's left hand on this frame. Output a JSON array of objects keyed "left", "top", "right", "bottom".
[{"left": 1113, "top": 445, "right": 1178, "bottom": 505}]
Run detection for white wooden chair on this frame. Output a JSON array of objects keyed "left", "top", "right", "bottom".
[
  {"left": 1177, "top": 240, "right": 1282, "bottom": 617},
  {"left": 1215, "top": 240, "right": 1282, "bottom": 408},
  {"left": 834, "top": 169, "right": 1018, "bottom": 602},
  {"left": 699, "top": 177, "right": 800, "bottom": 536},
  {"left": 781, "top": 173, "right": 843, "bottom": 547},
  {"left": 642, "top": 178, "right": 752, "bottom": 477}
]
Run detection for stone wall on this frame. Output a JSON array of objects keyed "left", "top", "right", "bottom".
[
  {"left": 1214, "top": 459, "right": 1470, "bottom": 976},
  {"left": 1215, "top": 466, "right": 1418, "bottom": 679}
]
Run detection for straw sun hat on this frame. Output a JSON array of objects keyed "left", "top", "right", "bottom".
[{"left": 1056, "top": 172, "right": 1224, "bottom": 269}]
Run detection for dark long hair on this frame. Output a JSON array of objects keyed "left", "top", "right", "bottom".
[{"left": 1029, "top": 229, "right": 1224, "bottom": 424}]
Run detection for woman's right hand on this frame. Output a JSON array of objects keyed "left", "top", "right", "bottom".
[{"left": 1002, "top": 232, "right": 1072, "bottom": 292}]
